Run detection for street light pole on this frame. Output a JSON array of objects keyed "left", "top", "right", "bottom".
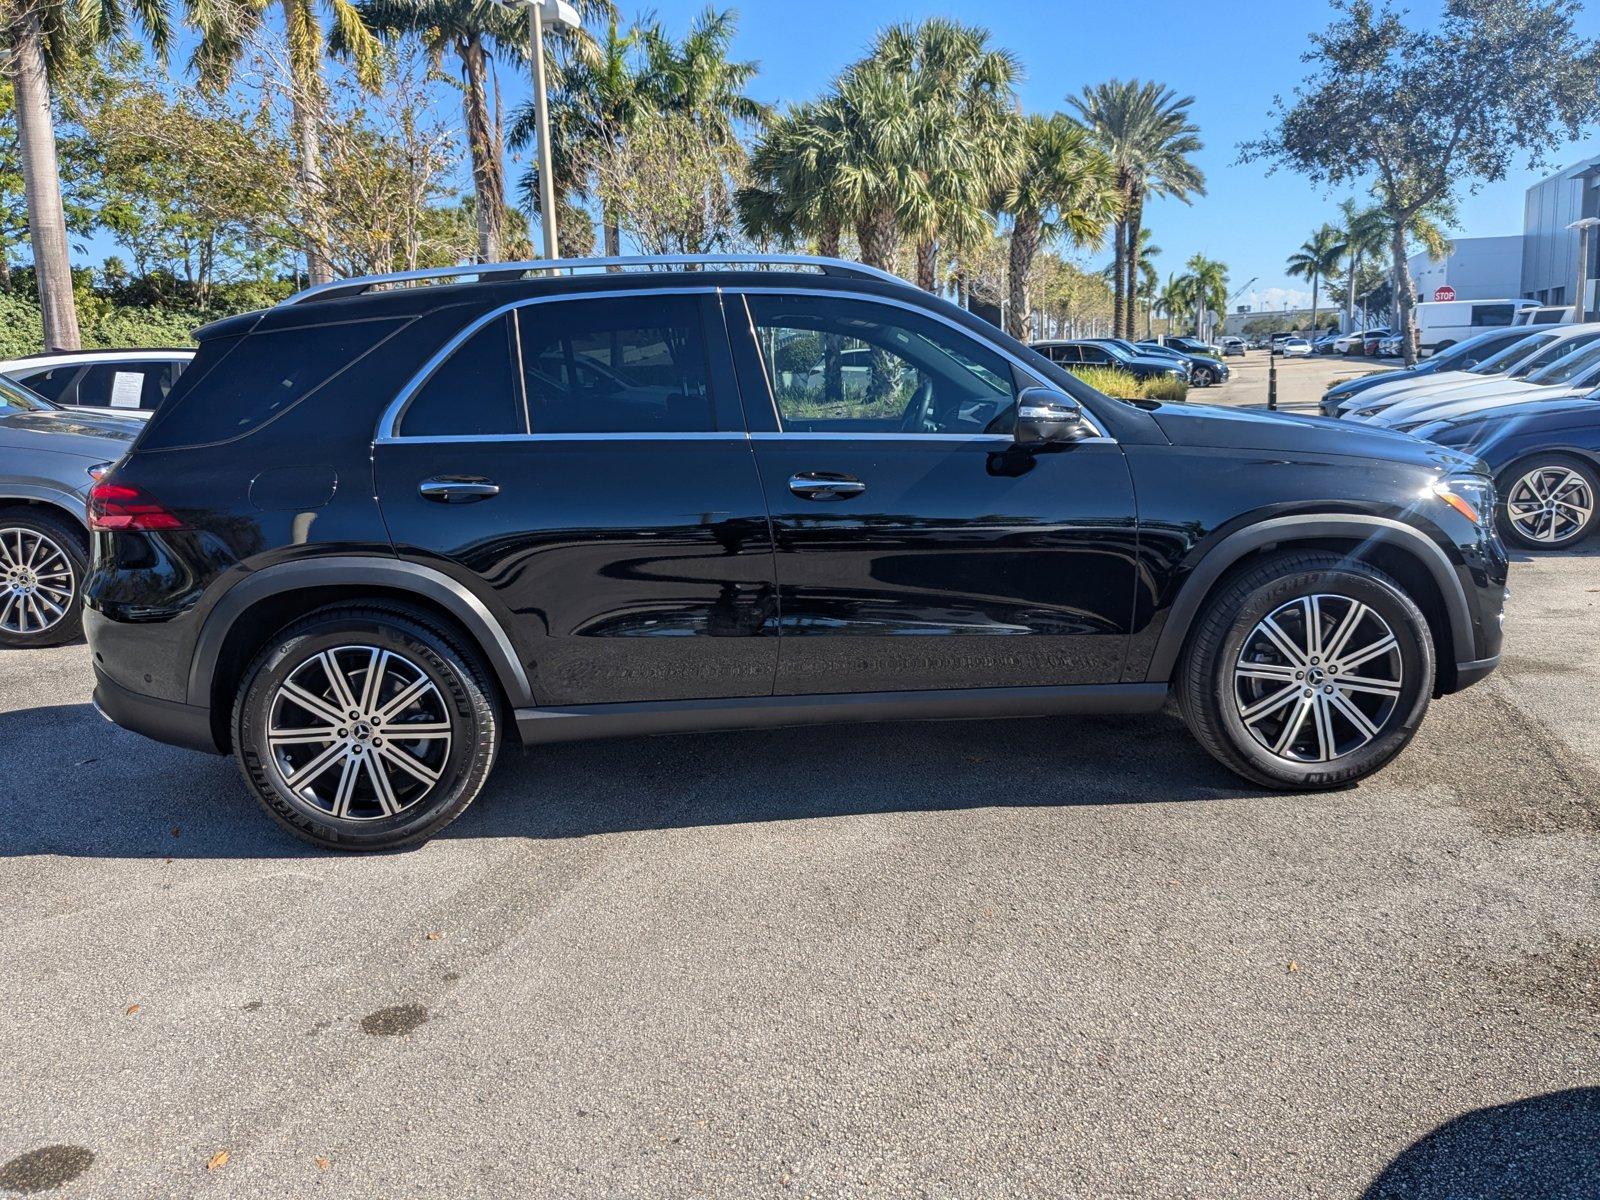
[
  {"left": 1568, "top": 217, "right": 1600, "bottom": 322},
  {"left": 492, "top": 0, "right": 580, "bottom": 261}
]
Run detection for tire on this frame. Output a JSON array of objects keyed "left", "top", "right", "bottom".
[
  {"left": 1176, "top": 552, "right": 1436, "bottom": 790},
  {"left": 0, "top": 507, "right": 88, "bottom": 648},
  {"left": 1496, "top": 455, "right": 1599, "bottom": 551},
  {"left": 233, "top": 604, "right": 500, "bottom": 850}
]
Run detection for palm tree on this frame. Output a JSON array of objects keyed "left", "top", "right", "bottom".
[
  {"left": 194, "top": 0, "right": 385, "bottom": 286},
  {"left": 1180, "top": 253, "right": 1227, "bottom": 340},
  {"left": 867, "top": 18, "right": 1021, "bottom": 291},
  {"left": 641, "top": 6, "right": 766, "bottom": 149},
  {"left": 1002, "top": 113, "right": 1118, "bottom": 340},
  {"left": 353, "top": 0, "right": 609, "bottom": 263},
  {"left": 1, "top": 0, "right": 173, "bottom": 348},
  {"left": 1154, "top": 271, "right": 1186, "bottom": 337},
  {"left": 1071, "top": 79, "right": 1205, "bottom": 338},
  {"left": 738, "top": 100, "right": 846, "bottom": 256},
  {"left": 1131, "top": 227, "right": 1161, "bottom": 336},
  {"left": 1286, "top": 224, "right": 1345, "bottom": 338},
  {"left": 1336, "top": 198, "right": 1387, "bottom": 330}
]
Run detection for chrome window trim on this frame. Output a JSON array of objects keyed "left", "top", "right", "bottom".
[{"left": 375, "top": 283, "right": 1115, "bottom": 444}]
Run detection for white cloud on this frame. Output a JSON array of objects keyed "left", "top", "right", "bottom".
[{"left": 1238, "top": 286, "right": 1315, "bottom": 313}]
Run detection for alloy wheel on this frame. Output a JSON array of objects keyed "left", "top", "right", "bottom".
[
  {"left": 267, "top": 645, "right": 453, "bottom": 821},
  {"left": 0, "top": 526, "right": 75, "bottom": 637},
  {"left": 1233, "top": 594, "right": 1403, "bottom": 763},
  {"left": 1505, "top": 465, "right": 1595, "bottom": 545}
]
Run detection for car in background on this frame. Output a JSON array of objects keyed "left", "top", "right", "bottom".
[
  {"left": 1363, "top": 331, "right": 1392, "bottom": 357},
  {"left": 1413, "top": 298, "right": 1540, "bottom": 354},
  {"left": 1369, "top": 336, "right": 1600, "bottom": 432},
  {"left": 1141, "top": 335, "right": 1221, "bottom": 359},
  {"left": 1094, "top": 338, "right": 1225, "bottom": 387},
  {"left": 1417, "top": 394, "right": 1599, "bottom": 549},
  {"left": 1377, "top": 334, "right": 1403, "bottom": 358},
  {"left": 0, "top": 349, "right": 194, "bottom": 419},
  {"left": 1279, "top": 337, "right": 1312, "bottom": 357},
  {"left": 1311, "top": 331, "right": 1343, "bottom": 355},
  {"left": 1318, "top": 326, "right": 1553, "bottom": 417},
  {"left": 0, "top": 374, "right": 141, "bottom": 647},
  {"left": 1515, "top": 305, "right": 1574, "bottom": 326},
  {"left": 1330, "top": 328, "right": 1388, "bottom": 356},
  {"left": 1032, "top": 339, "right": 1189, "bottom": 386},
  {"left": 1218, "top": 336, "right": 1246, "bottom": 357}
]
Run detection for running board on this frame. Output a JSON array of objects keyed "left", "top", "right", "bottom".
[{"left": 514, "top": 683, "right": 1169, "bottom": 745}]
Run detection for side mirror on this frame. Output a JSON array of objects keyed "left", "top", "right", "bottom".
[{"left": 1015, "top": 387, "right": 1088, "bottom": 445}]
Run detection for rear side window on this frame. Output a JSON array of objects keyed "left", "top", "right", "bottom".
[
  {"left": 140, "top": 318, "right": 405, "bottom": 449},
  {"left": 73, "top": 363, "right": 179, "bottom": 411},
  {"left": 400, "top": 314, "right": 524, "bottom": 437},
  {"left": 1470, "top": 303, "right": 1515, "bottom": 327},
  {"left": 517, "top": 295, "right": 713, "bottom": 433}
]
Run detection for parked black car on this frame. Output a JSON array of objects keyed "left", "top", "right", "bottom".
[
  {"left": 1097, "top": 338, "right": 1227, "bottom": 387},
  {"left": 1032, "top": 339, "right": 1188, "bottom": 384},
  {"left": 1415, "top": 393, "right": 1599, "bottom": 549},
  {"left": 1144, "top": 335, "right": 1220, "bottom": 358},
  {"left": 1319, "top": 326, "right": 1554, "bottom": 417},
  {"left": 86, "top": 255, "right": 1508, "bottom": 850}
]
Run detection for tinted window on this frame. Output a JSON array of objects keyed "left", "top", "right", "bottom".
[
  {"left": 747, "top": 294, "right": 1018, "bottom": 435},
  {"left": 401, "top": 314, "right": 524, "bottom": 437},
  {"left": 1472, "top": 333, "right": 1557, "bottom": 374},
  {"left": 73, "top": 363, "right": 178, "bottom": 411},
  {"left": 1512, "top": 332, "right": 1600, "bottom": 378},
  {"left": 517, "top": 296, "right": 712, "bottom": 434},
  {"left": 1529, "top": 338, "right": 1600, "bottom": 385},
  {"left": 18, "top": 365, "right": 79, "bottom": 401},
  {"left": 1471, "top": 304, "right": 1515, "bottom": 327},
  {"left": 142, "top": 318, "right": 406, "bottom": 449}
]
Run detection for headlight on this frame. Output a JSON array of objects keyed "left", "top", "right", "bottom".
[{"left": 1430, "top": 476, "right": 1493, "bottom": 525}]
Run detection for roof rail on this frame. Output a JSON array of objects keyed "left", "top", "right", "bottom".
[{"left": 280, "top": 254, "right": 908, "bottom": 306}]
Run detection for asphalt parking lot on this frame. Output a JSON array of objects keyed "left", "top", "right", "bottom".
[{"left": 3, "top": 367, "right": 1598, "bottom": 1197}]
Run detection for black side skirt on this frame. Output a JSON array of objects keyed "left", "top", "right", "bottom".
[{"left": 515, "top": 683, "right": 1169, "bottom": 746}]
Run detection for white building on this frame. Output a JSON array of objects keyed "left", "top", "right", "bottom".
[
  {"left": 1520, "top": 154, "right": 1600, "bottom": 319},
  {"left": 1407, "top": 235, "right": 1523, "bottom": 304}
]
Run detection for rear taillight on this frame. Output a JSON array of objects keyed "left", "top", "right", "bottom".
[{"left": 88, "top": 481, "right": 186, "bottom": 531}]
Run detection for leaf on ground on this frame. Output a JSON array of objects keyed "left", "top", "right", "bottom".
[
  {"left": 124, "top": 1004, "right": 141, "bottom": 1015},
  {"left": 1286, "top": 961, "right": 1301, "bottom": 973},
  {"left": 425, "top": 931, "right": 442, "bottom": 941},
  {"left": 206, "top": 1150, "right": 230, "bottom": 1171},
  {"left": 314, "top": 1156, "right": 330, "bottom": 1170},
  {"left": 170, "top": 826, "right": 182, "bottom": 838}
]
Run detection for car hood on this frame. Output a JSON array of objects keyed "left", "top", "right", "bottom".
[
  {"left": 1365, "top": 380, "right": 1541, "bottom": 426},
  {"left": 1392, "top": 386, "right": 1590, "bottom": 430},
  {"left": 1425, "top": 395, "right": 1600, "bottom": 446},
  {"left": 1340, "top": 368, "right": 1484, "bottom": 410},
  {"left": 1325, "top": 368, "right": 1422, "bottom": 402},
  {"left": 0, "top": 408, "right": 142, "bottom": 456},
  {"left": 1149, "top": 402, "right": 1478, "bottom": 471}
]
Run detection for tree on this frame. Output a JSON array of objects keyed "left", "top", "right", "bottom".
[
  {"left": 192, "top": 0, "right": 385, "bottom": 286},
  {"left": 1285, "top": 224, "right": 1345, "bottom": 340},
  {"left": 738, "top": 100, "right": 846, "bottom": 256},
  {"left": 1001, "top": 113, "right": 1117, "bottom": 339},
  {"left": 1335, "top": 198, "right": 1387, "bottom": 329},
  {"left": 0, "top": 0, "right": 175, "bottom": 348},
  {"left": 1178, "top": 253, "right": 1227, "bottom": 340},
  {"left": 1071, "top": 79, "right": 1204, "bottom": 338},
  {"left": 641, "top": 6, "right": 765, "bottom": 149},
  {"left": 1241, "top": 0, "right": 1600, "bottom": 364},
  {"left": 592, "top": 107, "right": 745, "bottom": 254},
  {"left": 866, "top": 18, "right": 1021, "bottom": 291}
]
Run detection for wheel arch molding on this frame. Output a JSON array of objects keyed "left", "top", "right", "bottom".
[
  {"left": 1142, "top": 514, "right": 1476, "bottom": 687},
  {"left": 188, "top": 556, "right": 533, "bottom": 716}
]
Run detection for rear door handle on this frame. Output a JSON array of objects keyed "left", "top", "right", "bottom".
[
  {"left": 419, "top": 476, "right": 500, "bottom": 504},
  {"left": 788, "top": 471, "right": 866, "bottom": 501}
]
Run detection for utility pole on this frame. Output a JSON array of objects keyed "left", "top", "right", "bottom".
[
  {"left": 1568, "top": 217, "right": 1599, "bottom": 322},
  {"left": 492, "top": 0, "right": 581, "bottom": 260}
]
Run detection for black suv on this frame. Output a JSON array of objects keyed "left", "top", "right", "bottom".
[{"left": 85, "top": 256, "right": 1508, "bottom": 850}]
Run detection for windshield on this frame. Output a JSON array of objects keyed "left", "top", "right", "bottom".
[
  {"left": 1509, "top": 331, "right": 1600, "bottom": 379},
  {"left": 1528, "top": 338, "right": 1600, "bottom": 385},
  {"left": 1098, "top": 342, "right": 1135, "bottom": 363},
  {"left": 1470, "top": 332, "right": 1559, "bottom": 375},
  {"left": 0, "top": 374, "right": 56, "bottom": 414}
]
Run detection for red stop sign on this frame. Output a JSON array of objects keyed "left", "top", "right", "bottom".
[{"left": 1433, "top": 285, "right": 1456, "bottom": 302}]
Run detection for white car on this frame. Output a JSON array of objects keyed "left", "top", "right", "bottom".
[
  {"left": 1218, "top": 336, "right": 1246, "bottom": 357},
  {"left": 1331, "top": 328, "right": 1388, "bottom": 355},
  {"left": 1369, "top": 338, "right": 1600, "bottom": 430},
  {"left": 0, "top": 349, "right": 194, "bottom": 419},
  {"left": 1279, "top": 338, "right": 1312, "bottom": 357}
]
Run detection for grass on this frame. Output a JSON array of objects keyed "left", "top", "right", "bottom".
[{"left": 1069, "top": 365, "right": 1189, "bottom": 403}]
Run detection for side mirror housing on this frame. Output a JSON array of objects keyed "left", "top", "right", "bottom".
[{"left": 1015, "top": 387, "right": 1088, "bottom": 445}]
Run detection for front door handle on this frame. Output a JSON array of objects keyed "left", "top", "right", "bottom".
[
  {"left": 788, "top": 471, "right": 866, "bottom": 501},
  {"left": 419, "top": 476, "right": 500, "bottom": 504}
]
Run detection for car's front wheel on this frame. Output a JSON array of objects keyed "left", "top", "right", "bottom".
[
  {"left": 233, "top": 605, "right": 499, "bottom": 850},
  {"left": 1177, "top": 552, "right": 1435, "bottom": 790},
  {"left": 0, "top": 508, "right": 87, "bottom": 648},
  {"left": 1497, "top": 455, "right": 1598, "bottom": 550}
]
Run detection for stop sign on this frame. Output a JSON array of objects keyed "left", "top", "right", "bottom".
[{"left": 1433, "top": 285, "right": 1456, "bottom": 302}]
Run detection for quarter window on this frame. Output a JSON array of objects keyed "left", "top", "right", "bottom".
[
  {"left": 401, "top": 314, "right": 524, "bottom": 437},
  {"left": 745, "top": 294, "right": 1019, "bottom": 435},
  {"left": 517, "top": 295, "right": 714, "bottom": 433}
]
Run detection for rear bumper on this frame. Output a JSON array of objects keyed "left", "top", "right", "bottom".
[{"left": 92, "top": 665, "right": 221, "bottom": 755}]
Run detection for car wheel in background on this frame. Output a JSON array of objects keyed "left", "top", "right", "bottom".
[
  {"left": 233, "top": 605, "right": 500, "bottom": 851},
  {"left": 0, "top": 508, "right": 87, "bottom": 648},
  {"left": 1497, "top": 455, "right": 1599, "bottom": 550},
  {"left": 1177, "top": 552, "right": 1435, "bottom": 790}
]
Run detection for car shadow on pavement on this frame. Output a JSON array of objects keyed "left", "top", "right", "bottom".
[
  {"left": 0, "top": 700, "right": 1273, "bottom": 858},
  {"left": 1362, "top": 1087, "right": 1600, "bottom": 1199}
]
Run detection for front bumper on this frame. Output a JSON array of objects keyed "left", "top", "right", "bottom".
[{"left": 92, "top": 665, "right": 220, "bottom": 755}]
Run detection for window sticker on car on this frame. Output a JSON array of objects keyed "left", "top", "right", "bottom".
[{"left": 109, "top": 372, "right": 143, "bottom": 408}]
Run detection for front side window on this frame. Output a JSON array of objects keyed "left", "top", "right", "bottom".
[
  {"left": 517, "top": 295, "right": 713, "bottom": 434},
  {"left": 1513, "top": 331, "right": 1600, "bottom": 379},
  {"left": 1471, "top": 303, "right": 1515, "bottom": 327},
  {"left": 1529, "top": 338, "right": 1600, "bottom": 385},
  {"left": 401, "top": 314, "right": 524, "bottom": 438},
  {"left": 746, "top": 294, "right": 1018, "bottom": 435},
  {"left": 18, "top": 365, "right": 79, "bottom": 402}
]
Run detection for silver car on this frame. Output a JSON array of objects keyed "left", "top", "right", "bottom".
[{"left": 0, "top": 375, "right": 140, "bottom": 647}]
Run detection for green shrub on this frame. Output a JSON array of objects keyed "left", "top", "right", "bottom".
[
  {"left": 1068, "top": 365, "right": 1143, "bottom": 398},
  {"left": 1139, "top": 374, "right": 1189, "bottom": 403},
  {"left": 83, "top": 306, "right": 202, "bottom": 349},
  {"left": 0, "top": 293, "right": 45, "bottom": 358}
]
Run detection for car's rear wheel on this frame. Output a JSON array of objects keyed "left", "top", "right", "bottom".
[
  {"left": 1177, "top": 552, "right": 1435, "bottom": 790},
  {"left": 233, "top": 605, "right": 499, "bottom": 850},
  {"left": 1497, "top": 455, "right": 1598, "bottom": 550},
  {"left": 0, "top": 509, "right": 86, "bottom": 648}
]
